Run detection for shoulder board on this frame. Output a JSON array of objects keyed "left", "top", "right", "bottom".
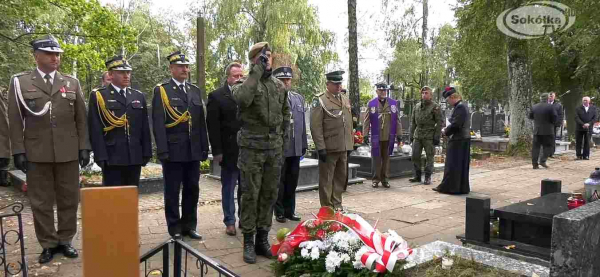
[
  {"left": 187, "top": 83, "right": 201, "bottom": 89},
  {"left": 315, "top": 92, "right": 324, "bottom": 97},
  {"left": 92, "top": 87, "right": 101, "bottom": 92},
  {"left": 129, "top": 88, "right": 143, "bottom": 94},
  {"left": 62, "top": 74, "right": 78, "bottom": 80},
  {"left": 155, "top": 82, "right": 169, "bottom": 88},
  {"left": 12, "top": 71, "right": 31, "bottom": 78}
]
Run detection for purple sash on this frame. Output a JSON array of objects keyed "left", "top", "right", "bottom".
[{"left": 368, "top": 98, "right": 398, "bottom": 157}]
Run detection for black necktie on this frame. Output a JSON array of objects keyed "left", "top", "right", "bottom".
[
  {"left": 179, "top": 84, "right": 185, "bottom": 94},
  {"left": 44, "top": 74, "right": 52, "bottom": 92},
  {"left": 120, "top": 89, "right": 126, "bottom": 98}
]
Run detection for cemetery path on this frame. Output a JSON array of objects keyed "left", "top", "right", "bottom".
[{"left": 0, "top": 150, "right": 594, "bottom": 276}]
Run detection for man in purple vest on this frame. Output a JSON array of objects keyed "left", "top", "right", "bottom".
[{"left": 363, "top": 83, "right": 402, "bottom": 188}]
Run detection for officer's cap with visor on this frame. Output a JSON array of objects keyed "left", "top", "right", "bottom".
[
  {"left": 273, "top": 67, "right": 293, "bottom": 79},
  {"left": 31, "top": 35, "right": 64, "bottom": 53},
  {"left": 105, "top": 55, "right": 132, "bottom": 71},
  {"left": 375, "top": 82, "right": 389, "bottom": 90},
  {"left": 167, "top": 51, "right": 191, "bottom": 65},
  {"left": 325, "top": 71, "right": 345, "bottom": 84}
]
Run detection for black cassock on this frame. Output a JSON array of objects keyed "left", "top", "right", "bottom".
[{"left": 437, "top": 100, "right": 470, "bottom": 194}]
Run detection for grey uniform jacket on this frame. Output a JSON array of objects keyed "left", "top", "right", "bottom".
[{"left": 284, "top": 91, "right": 308, "bottom": 157}]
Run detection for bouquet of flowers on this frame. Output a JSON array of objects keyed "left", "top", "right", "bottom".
[
  {"left": 271, "top": 207, "right": 412, "bottom": 276},
  {"left": 353, "top": 130, "right": 364, "bottom": 146}
]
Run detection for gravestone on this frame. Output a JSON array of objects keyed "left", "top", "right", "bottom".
[
  {"left": 481, "top": 114, "right": 493, "bottom": 136},
  {"left": 400, "top": 115, "right": 410, "bottom": 135},
  {"left": 471, "top": 112, "right": 483, "bottom": 132},
  {"left": 550, "top": 198, "right": 600, "bottom": 276},
  {"left": 494, "top": 113, "right": 506, "bottom": 135}
]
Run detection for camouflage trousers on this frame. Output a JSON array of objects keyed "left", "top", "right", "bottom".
[
  {"left": 412, "top": 138, "right": 434, "bottom": 175},
  {"left": 238, "top": 147, "right": 283, "bottom": 234}
]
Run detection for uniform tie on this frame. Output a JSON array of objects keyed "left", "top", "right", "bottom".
[
  {"left": 119, "top": 89, "right": 126, "bottom": 98},
  {"left": 44, "top": 74, "right": 52, "bottom": 92},
  {"left": 179, "top": 84, "right": 186, "bottom": 94}
]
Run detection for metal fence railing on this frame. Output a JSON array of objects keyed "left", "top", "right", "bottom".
[
  {"left": 140, "top": 237, "right": 239, "bottom": 277},
  {"left": 0, "top": 202, "right": 27, "bottom": 277}
]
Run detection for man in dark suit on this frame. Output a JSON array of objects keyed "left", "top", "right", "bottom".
[
  {"left": 206, "top": 62, "right": 243, "bottom": 236},
  {"left": 88, "top": 56, "right": 152, "bottom": 186},
  {"left": 152, "top": 51, "right": 209, "bottom": 239},
  {"left": 528, "top": 93, "right": 558, "bottom": 169},
  {"left": 575, "top": 96, "right": 597, "bottom": 160},
  {"left": 547, "top": 92, "right": 563, "bottom": 157}
]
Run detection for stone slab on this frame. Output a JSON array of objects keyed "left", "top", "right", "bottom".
[
  {"left": 550, "top": 198, "right": 600, "bottom": 277},
  {"left": 206, "top": 157, "right": 366, "bottom": 191},
  {"left": 8, "top": 163, "right": 165, "bottom": 194},
  {"left": 405, "top": 240, "right": 549, "bottom": 277},
  {"left": 349, "top": 154, "right": 444, "bottom": 178},
  {"left": 494, "top": 193, "right": 570, "bottom": 226}
]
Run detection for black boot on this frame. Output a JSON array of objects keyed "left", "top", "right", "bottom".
[
  {"left": 243, "top": 233, "right": 256, "bottom": 264},
  {"left": 409, "top": 171, "right": 421, "bottom": 183},
  {"left": 255, "top": 230, "right": 273, "bottom": 258},
  {"left": 424, "top": 174, "right": 431, "bottom": 185}
]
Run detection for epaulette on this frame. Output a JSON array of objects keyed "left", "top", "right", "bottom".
[
  {"left": 62, "top": 74, "right": 79, "bottom": 80},
  {"left": 12, "top": 71, "right": 31, "bottom": 78},
  {"left": 155, "top": 81, "right": 169, "bottom": 88},
  {"left": 187, "top": 83, "right": 200, "bottom": 89},
  {"left": 91, "top": 87, "right": 101, "bottom": 92},
  {"left": 315, "top": 92, "right": 324, "bottom": 97},
  {"left": 130, "top": 88, "right": 143, "bottom": 95}
]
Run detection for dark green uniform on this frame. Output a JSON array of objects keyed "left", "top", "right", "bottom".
[
  {"left": 233, "top": 63, "right": 291, "bottom": 235},
  {"left": 410, "top": 100, "right": 442, "bottom": 178}
]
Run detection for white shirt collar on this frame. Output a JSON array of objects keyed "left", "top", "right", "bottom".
[
  {"left": 37, "top": 68, "right": 56, "bottom": 83},
  {"left": 111, "top": 84, "right": 127, "bottom": 94},
  {"left": 548, "top": 101, "right": 554, "bottom": 105},
  {"left": 584, "top": 105, "right": 589, "bottom": 110}
]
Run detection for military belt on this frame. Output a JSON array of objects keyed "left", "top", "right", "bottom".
[{"left": 242, "top": 125, "right": 281, "bottom": 134}]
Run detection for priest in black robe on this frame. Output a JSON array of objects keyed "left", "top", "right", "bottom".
[{"left": 433, "top": 87, "right": 470, "bottom": 195}]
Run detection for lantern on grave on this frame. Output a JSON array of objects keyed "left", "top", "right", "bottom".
[{"left": 584, "top": 167, "right": 600, "bottom": 203}]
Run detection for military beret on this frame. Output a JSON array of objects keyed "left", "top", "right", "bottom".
[
  {"left": 375, "top": 82, "right": 389, "bottom": 90},
  {"left": 443, "top": 86, "right": 456, "bottom": 98},
  {"left": 273, "top": 66, "right": 293, "bottom": 79},
  {"left": 325, "top": 70, "right": 345, "bottom": 84},
  {"left": 105, "top": 55, "right": 132, "bottom": 71},
  {"left": 30, "top": 35, "right": 63, "bottom": 53},
  {"left": 248, "top": 42, "right": 271, "bottom": 61},
  {"left": 167, "top": 51, "right": 190, "bottom": 65}
]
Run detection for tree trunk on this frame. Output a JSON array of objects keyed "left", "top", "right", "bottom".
[
  {"left": 506, "top": 37, "right": 533, "bottom": 146},
  {"left": 348, "top": 0, "right": 360, "bottom": 128},
  {"left": 420, "top": 0, "right": 428, "bottom": 87}
]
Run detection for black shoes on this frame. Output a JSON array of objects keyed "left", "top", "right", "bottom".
[
  {"left": 182, "top": 230, "right": 203, "bottom": 240},
  {"left": 583, "top": 157, "right": 590, "bottom": 160},
  {"left": 408, "top": 176, "right": 421, "bottom": 183},
  {"left": 540, "top": 162, "right": 549, "bottom": 168},
  {"left": 533, "top": 164, "right": 539, "bottom": 169},
  {"left": 286, "top": 214, "right": 301, "bottom": 221},
  {"left": 61, "top": 244, "right": 79, "bottom": 258},
  {"left": 39, "top": 244, "right": 78, "bottom": 264},
  {"left": 372, "top": 182, "right": 379, "bottom": 188},
  {"left": 381, "top": 182, "right": 390, "bottom": 188},
  {"left": 39, "top": 248, "right": 55, "bottom": 264},
  {"left": 275, "top": 214, "right": 287, "bottom": 223}
]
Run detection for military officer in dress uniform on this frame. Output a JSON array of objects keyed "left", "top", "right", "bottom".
[
  {"left": 152, "top": 51, "right": 209, "bottom": 240},
  {"left": 363, "top": 83, "right": 402, "bottom": 188},
  {"left": 7, "top": 35, "right": 91, "bottom": 264},
  {"left": 310, "top": 71, "right": 353, "bottom": 210},
  {"left": 273, "top": 66, "right": 307, "bottom": 223},
  {"left": 88, "top": 56, "right": 152, "bottom": 186}
]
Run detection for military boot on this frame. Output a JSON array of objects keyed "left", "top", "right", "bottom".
[
  {"left": 243, "top": 233, "right": 256, "bottom": 264},
  {"left": 409, "top": 171, "right": 421, "bottom": 183},
  {"left": 255, "top": 230, "right": 273, "bottom": 258},
  {"left": 424, "top": 174, "right": 432, "bottom": 185}
]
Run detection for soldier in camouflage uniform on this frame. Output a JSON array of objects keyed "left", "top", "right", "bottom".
[
  {"left": 409, "top": 86, "right": 442, "bottom": 185},
  {"left": 233, "top": 42, "right": 291, "bottom": 264}
]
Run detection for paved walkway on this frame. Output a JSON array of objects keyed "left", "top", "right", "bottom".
[{"left": 0, "top": 152, "right": 594, "bottom": 276}]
